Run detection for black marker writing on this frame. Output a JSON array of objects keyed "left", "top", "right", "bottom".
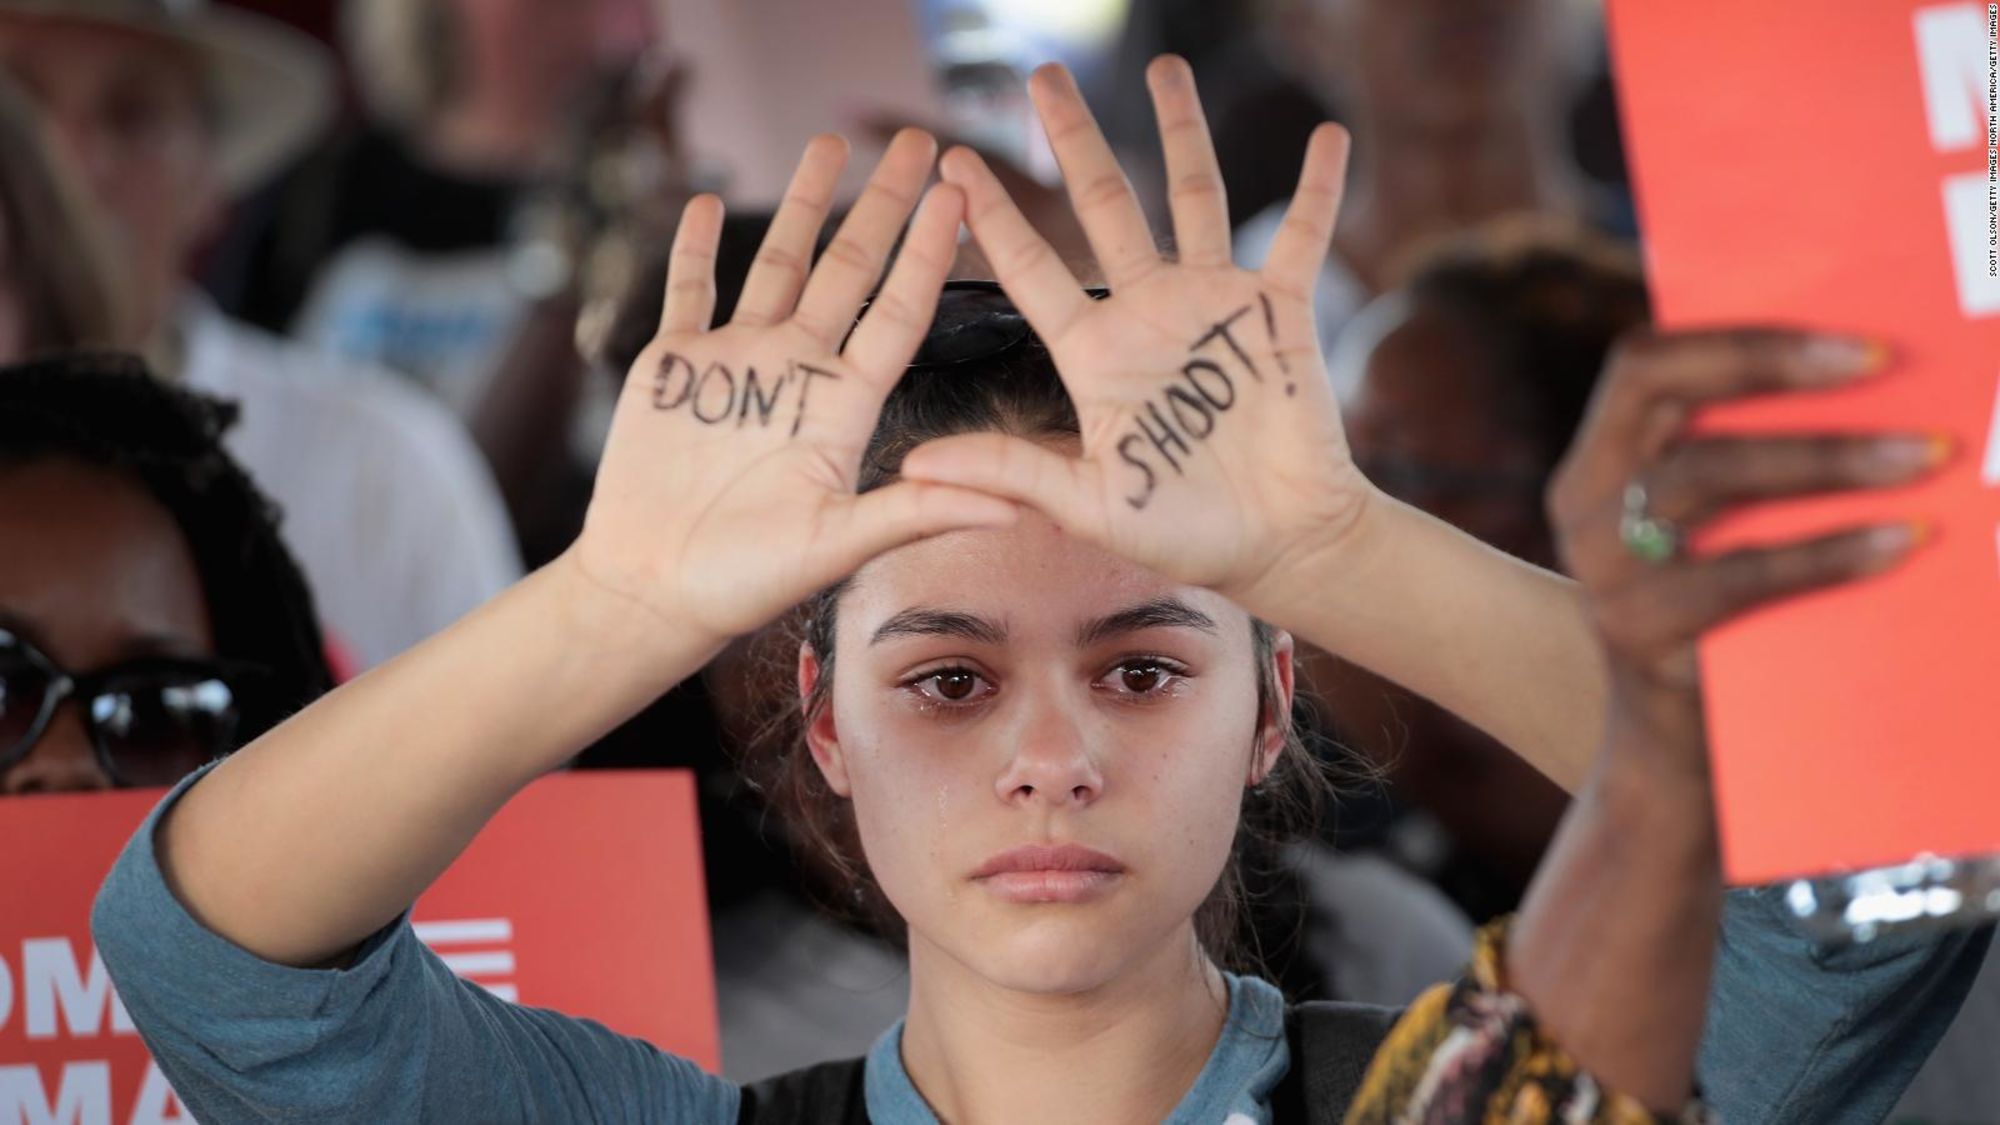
[
  {"left": 649, "top": 352, "right": 842, "bottom": 439},
  {"left": 1192, "top": 305, "right": 1260, "bottom": 381},
  {"left": 1181, "top": 359, "right": 1235, "bottom": 412},
  {"left": 1117, "top": 293, "right": 1286, "bottom": 510},
  {"left": 1258, "top": 292, "right": 1295, "bottom": 396},
  {"left": 692, "top": 362, "right": 736, "bottom": 424},
  {"left": 790, "top": 363, "right": 841, "bottom": 437},
  {"left": 653, "top": 353, "right": 697, "bottom": 411},
  {"left": 1165, "top": 384, "right": 1216, "bottom": 439},
  {"left": 1118, "top": 434, "right": 1159, "bottom": 508},
  {"left": 1135, "top": 401, "right": 1190, "bottom": 474},
  {"left": 740, "top": 366, "right": 788, "bottom": 427}
]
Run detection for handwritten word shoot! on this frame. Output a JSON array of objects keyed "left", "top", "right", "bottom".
[
  {"left": 1117, "top": 293, "right": 1293, "bottom": 510},
  {"left": 651, "top": 355, "right": 841, "bottom": 436}
]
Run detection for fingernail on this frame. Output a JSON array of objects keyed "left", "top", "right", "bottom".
[
  {"left": 1865, "top": 521, "right": 1924, "bottom": 556},
  {"left": 1800, "top": 336, "right": 1890, "bottom": 380},
  {"left": 1869, "top": 435, "right": 1952, "bottom": 475},
  {"left": 1925, "top": 434, "right": 1956, "bottom": 467}
]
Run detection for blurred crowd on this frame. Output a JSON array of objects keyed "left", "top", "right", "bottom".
[{"left": 0, "top": 0, "right": 1994, "bottom": 1119}]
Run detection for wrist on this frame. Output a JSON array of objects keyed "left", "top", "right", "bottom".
[
  {"left": 1231, "top": 476, "right": 1385, "bottom": 627},
  {"left": 1588, "top": 705, "right": 1719, "bottom": 849},
  {"left": 545, "top": 548, "right": 732, "bottom": 690}
]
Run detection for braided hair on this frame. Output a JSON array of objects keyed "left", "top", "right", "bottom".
[{"left": 0, "top": 353, "right": 333, "bottom": 749}]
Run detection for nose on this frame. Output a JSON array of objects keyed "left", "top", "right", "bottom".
[
  {"left": 1, "top": 706, "right": 113, "bottom": 794},
  {"left": 992, "top": 687, "right": 1104, "bottom": 808}
]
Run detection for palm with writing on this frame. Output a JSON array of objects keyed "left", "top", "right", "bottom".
[
  {"left": 572, "top": 129, "right": 1016, "bottom": 644},
  {"left": 899, "top": 57, "right": 1366, "bottom": 612}
]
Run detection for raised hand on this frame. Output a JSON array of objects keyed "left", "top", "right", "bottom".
[
  {"left": 1503, "top": 329, "right": 1939, "bottom": 1111},
  {"left": 1548, "top": 328, "right": 1937, "bottom": 746},
  {"left": 895, "top": 56, "right": 1364, "bottom": 610},
  {"left": 572, "top": 129, "right": 1017, "bottom": 643}
]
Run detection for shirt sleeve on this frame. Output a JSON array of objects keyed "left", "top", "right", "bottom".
[
  {"left": 1696, "top": 885, "right": 1992, "bottom": 1124},
  {"left": 91, "top": 769, "right": 739, "bottom": 1125},
  {"left": 1341, "top": 920, "right": 1713, "bottom": 1125}
]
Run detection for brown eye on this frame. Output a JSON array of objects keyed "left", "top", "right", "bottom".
[
  {"left": 932, "top": 671, "right": 978, "bottom": 701},
  {"left": 1119, "top": 664, "right": 1165, "bottom": 693}
]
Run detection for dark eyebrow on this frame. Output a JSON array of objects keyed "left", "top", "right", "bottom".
[
  {"left": 869, "top": 608, "right": 1008, "bottom": 647},
  {"left": 1076, "top": 597, "right": 1219, "bottom": 648}
]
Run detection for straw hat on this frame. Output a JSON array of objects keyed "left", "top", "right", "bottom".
[{"left": 0, "top": 0, "right": 334, "bottom": 192}]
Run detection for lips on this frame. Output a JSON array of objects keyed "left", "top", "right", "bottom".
[{"left": 971, "top": 845, "right": 1126, "bottom": 904}]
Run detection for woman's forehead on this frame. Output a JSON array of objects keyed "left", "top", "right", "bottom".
[{"left": 841, "top": 510, "right": 1245, "bottom": 641}]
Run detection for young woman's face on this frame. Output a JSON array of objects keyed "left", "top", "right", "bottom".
[{"left": 804, "top": 504, "right": 1291, "bottom": 995}]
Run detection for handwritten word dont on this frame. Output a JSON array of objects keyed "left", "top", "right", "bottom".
[
  {"left": 652, "top": 355, "right": 840, "bottom": 437},
  {"left": 1116, "top": 294, "right": 1288, "bottom": 510}
]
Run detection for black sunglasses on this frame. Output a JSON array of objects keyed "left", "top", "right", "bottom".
[
  {"left": 867, "top": 279, "right": 1110, "bottom": 370},
  {"left": 0, "top": 627, "right": 256, "bottom": 788}
]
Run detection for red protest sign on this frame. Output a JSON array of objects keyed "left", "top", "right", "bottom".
[
  {"left": 0, "top": 770, "right": 717, "bottom": 1122},
  {"left": 1607, "top": 1, "right": 2000, "bottom": 883}
]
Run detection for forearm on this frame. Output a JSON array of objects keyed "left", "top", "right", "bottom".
[
  {"left": 158, "top": 552, "right": 725, "bottom": 966},
  {"left": 1262, "top": 490, "right": 1605, "bottom": 791},
  {"left": 1506, "top": 704, "right": 1721, "bottom": 1111}
]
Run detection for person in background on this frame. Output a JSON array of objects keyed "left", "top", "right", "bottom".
[
  {"left": 1322, "top": 216, "right": 1992, "bottom": 1121},
  {"left": 0, "top": 72, "right": 126, "bottom": 359},
  {"left": 210, "top": 0, "right": 670, "bottom": 560},
  {"left": 1315, "top": 217, "right": 1647, "bottom": 918},
  {"left": 0, "top": 0, "right": 521, "bottom": 670},
  {"left": 0, "top": 355, "right": 334, "bottom": 795},
  {"left": 1232, "top": 0, "right": 1632, "bottom": 355}
]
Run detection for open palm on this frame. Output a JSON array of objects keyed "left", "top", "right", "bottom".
[
  {"left": 899, "top": 57, "right": 1368, "bottom": 603},
  {"left": 576, "top": 131, "right": 1015, "bottom": 643}
]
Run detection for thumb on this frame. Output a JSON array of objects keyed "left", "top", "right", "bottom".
[
  {"left": 823, "top": 480, "right": 1020, "bottom": 571},
  {"left": 899, "top": 432, "right": 1106, "bottom": 535}
]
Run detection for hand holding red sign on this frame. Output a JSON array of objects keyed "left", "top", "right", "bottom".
[
  {"left": 1549, "top": 328, "right": 1942, "bottom": 758},
  {"left": 1609, "top": 0, "right": 2000, "bottom": 884}
]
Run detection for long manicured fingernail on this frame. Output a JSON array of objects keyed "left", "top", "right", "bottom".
[
  {"left": 1864, "top": 521, "right": 1925, "bottom": 558},
  {"left": 1800, "top": 336, "right": 1891, "bottom": 380},
  {"left": 1868, "top": 435, "right": 1955, "bottom": 475},
  {"left": 1924, "top": 434, "right": 1955, "bottom": 467}
]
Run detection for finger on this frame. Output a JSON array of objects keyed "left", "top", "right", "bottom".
[
  {"left": 658, "top": 194, "right": 724, "bottom": 336},
  {"left": 792, "top": 128, "right": 939, "bottom": 345},
  {"left": 1145, "top": 55, "right": 1229, "bottom": 269},
  {"left": 1027, "top": 61, "right": 1159, "bottom": 289},
  {"left": 825, "top": 481, "right": 1019, "bottom": 570},
  {"left": 1644, "top": 433, "right": 1952, "bottom": 525},
  {"left": 1563, "top": 328, "right": 1891, "bottom": 496},
  {"left": 1604, "top": 522, "right": 1924, "bottom": 650},
  {"left": 940, "top": 145, "right": 1093, "bottom": 345},
  {"left": 733, "top": 134, "right": 849, "bottom": 327},
  {"left": 843, "top": 183, "right": 965, "bottom": 377},
  {"left": 898, "top": 431, "right": 1107, "bottom": 536},
  {"left": 1260, "top": 123, "right": 1350, "bottom": 300}
]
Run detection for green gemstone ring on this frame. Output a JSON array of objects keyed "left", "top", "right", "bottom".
[{"left": 1619, "top": 481, "right": 1680, "bottom": 565}]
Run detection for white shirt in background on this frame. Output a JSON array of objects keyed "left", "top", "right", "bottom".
[{"left": 177, "top": 297, "right": 521, "bottom": 669}]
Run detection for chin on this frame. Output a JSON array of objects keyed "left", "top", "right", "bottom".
[{"left": 948, "top": 908, "right": 1152, "bottom": 995}]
